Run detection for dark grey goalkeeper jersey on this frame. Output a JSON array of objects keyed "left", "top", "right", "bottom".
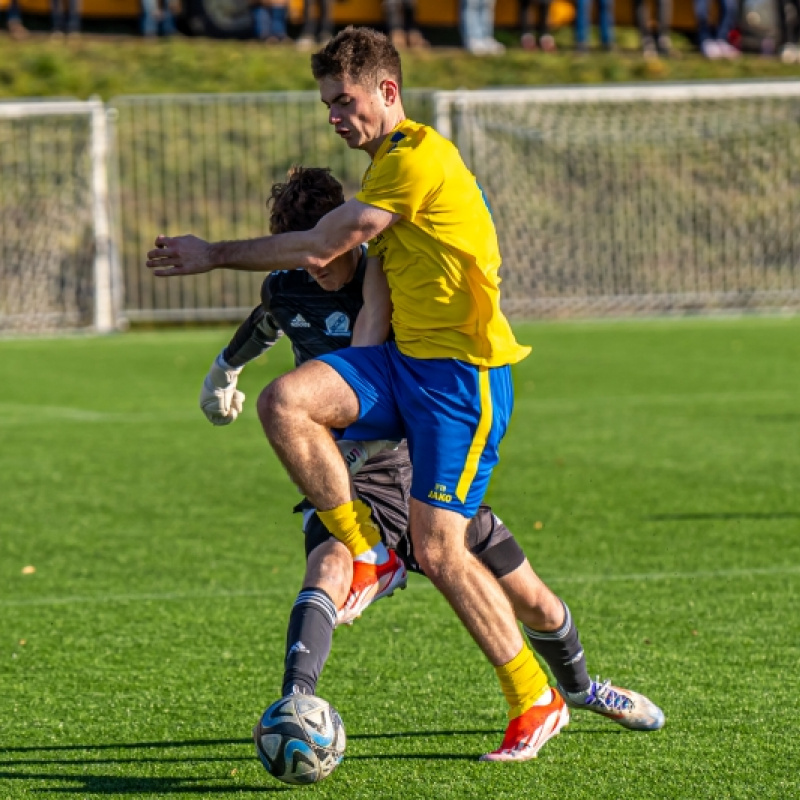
[{"left": 221, "top": 247, "right": 407, "bottom": 476}]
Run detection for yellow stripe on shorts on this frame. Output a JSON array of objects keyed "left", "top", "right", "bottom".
[{"left": 456, "top": 367, "right": 493, "bottom": 503}]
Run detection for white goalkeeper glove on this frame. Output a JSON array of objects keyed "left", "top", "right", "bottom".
[
  {"left": 199, "top": 352, "right": 245, "bottom": 426},
  {"left": 336, "top": 439, "right": 400, "bottom": 476}
]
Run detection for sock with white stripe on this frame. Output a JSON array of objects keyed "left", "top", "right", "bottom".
[
  {"left": 281, "top": 587, "right": 337, "bottom": 697},
  {"left": 524, "top": 600, "right": 591, "bottom": 694}
]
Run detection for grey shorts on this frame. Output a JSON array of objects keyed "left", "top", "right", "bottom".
[{"left": 296, "top": 448, "right": 525, "bottom": 579}]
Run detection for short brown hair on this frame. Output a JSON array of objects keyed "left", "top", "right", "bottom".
[
  {"left": 267, "top": 167, "right": 345, "bottom": 235},
  {"left": 311, "top": 26, "right": 403, "bottom": 92}
]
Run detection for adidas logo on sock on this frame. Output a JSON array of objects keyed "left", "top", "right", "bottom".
[{"left": 288, "top": 640, "right": 311, "bottom": 656}]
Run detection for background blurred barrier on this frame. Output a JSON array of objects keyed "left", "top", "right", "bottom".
[
  {"left": 3, "top": 83, "right": 800, "bottom": 333},
  {"left": 0, "top": 98, "right": 117, "bottom": 334},
  {"left": 435, "top": 82, "right": 800, "bottom": 317},
  {"left": 110, "top": 90, "right": 434, "bottom": 325}
]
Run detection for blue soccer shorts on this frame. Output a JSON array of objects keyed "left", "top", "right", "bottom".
[{"left": 316, "top": 341, "right": 514, "bottom": 519}]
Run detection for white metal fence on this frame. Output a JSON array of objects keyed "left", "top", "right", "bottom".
[{"left": 3, "top": 83, "right": 800, "bottom": 333}]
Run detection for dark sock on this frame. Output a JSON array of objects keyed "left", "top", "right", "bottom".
[
  {"left": 524, "top": 601, "right": 591, "bottom": 694},
  {"left": 281, "top": 587, "right": 337, "bottom": 697}
]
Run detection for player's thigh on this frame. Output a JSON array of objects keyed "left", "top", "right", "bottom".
[
  {"left": 261, "top": 358, "right": 360, "bottom": 430},
  {"left": 408, "top": 498, "right": 471, "bottom": 576},
  {"left": 317, "top": 344, "right": 405, "bottom": 441},
  {"left": 468, "top": 505, "right": 526, "bottom": 579}
]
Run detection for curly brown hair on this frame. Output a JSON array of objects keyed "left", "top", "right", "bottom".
[
  {"left": 267, "top": 166, "right": 345, "bottom": 235},
  {"left": 311, "top": 26, "right": 403, "bottom": 91}
]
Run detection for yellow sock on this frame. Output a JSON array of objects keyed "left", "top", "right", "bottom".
[
  {"left": 495, "top": 646, "right": 550, "bottom": 720},
  {"left": 317, "top": 499, "right": 380, "bottom": 558}
]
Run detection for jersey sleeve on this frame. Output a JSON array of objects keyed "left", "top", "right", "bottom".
[
  {"left": 223, "top": 304, "right": 282, "bottom": 368},
  {"left": 356, "top": 132, "right": 441, "bottom": 221}
]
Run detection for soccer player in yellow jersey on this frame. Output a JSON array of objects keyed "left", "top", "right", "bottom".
[{"left": 147, "top": 27, "right": 664, "bottom": 760}]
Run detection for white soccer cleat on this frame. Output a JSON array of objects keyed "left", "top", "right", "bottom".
[
  {"left": 559, "top": 677, "right": 665, "bottom": 731},
  {"left": 336, "top": 550, "right": 407, "bottom": 627},
  {"left": 480, "top": 690, "right": 569, "bottom": 762}
]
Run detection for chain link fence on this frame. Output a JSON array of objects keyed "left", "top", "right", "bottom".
[
  {"left": 435, "top": 83, "right": 800, "bottom": 317},
  {"left": 3, "top": 85, "right": 799, "bottom": 334},
  {"left": 110, "top": 90, "right": 434, "bottom": 323}
]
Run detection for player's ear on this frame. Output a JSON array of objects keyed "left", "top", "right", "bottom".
[{"left": 379, "top": 79, "right": 400, "bottom": 107}]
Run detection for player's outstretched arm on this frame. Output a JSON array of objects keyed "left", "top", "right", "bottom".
[
  {"left": 146, "top": 199, "right": 400, "bottom": 279},
  {"left": 352, "top": 257, "right": 392, "bottom": 347}
]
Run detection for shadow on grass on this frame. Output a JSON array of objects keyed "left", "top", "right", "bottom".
[
  {"left": 1, "top": 730, "right": 502, "bottom": 755},
  {"left": 0, "top": 771, "right": 281, "bottom": 794},
  {"left": 646, "top": 512, "right": 800, "bottom": 521},
  {"left": 2, "top": 726, "right": 617, "bottom": 757},
  {"left": 0, "top": 727, "right": 620, "bottom": 793}
]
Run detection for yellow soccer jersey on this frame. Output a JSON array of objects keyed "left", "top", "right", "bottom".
[{"left": 356, "top": 118, "right": 530, "bottom": 367}]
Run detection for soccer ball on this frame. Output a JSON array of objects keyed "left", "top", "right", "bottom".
[{"left": 253, "top": 694, "right": 346, "bottom": 785}]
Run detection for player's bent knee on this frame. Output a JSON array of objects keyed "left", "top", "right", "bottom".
[{"left": 258, "top": 375, "right": 302, "bottom": 433}]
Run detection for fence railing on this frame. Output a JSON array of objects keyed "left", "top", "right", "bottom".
[
  {"left": 3, "top": 83, "right": 800, "bottom": 333},
  {"left": 110, "top": 90, "right": 434, "bottom": 323}
]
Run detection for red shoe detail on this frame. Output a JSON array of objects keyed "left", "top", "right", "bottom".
[
  {"left": 479, "top": 690, "right": 569, "bottom": 762},
  {"left": 336, "top": 550, "right": 407, "bottom": 627}
]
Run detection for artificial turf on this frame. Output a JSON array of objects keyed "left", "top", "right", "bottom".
[{"left": 1, "top": 316, "right": 799, "bottom": 799}]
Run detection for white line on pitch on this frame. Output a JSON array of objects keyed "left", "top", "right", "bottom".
[
  {"left": 2, "top": 564, "right": 798, "bottom": 608},
  {"left": 0, "top": 403, "right": 199, "bottom": 425},
  {"left": 0, "top": 587, "right": 286, "bottom": 608},
  {"left": 0, "top": 390, "right": 794, "bottom": 426}
]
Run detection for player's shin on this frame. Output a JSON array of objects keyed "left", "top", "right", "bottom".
[
  {"left": 282, "top": 588, "right": 337, "bottom": 697},
  {"left": 495, "top": 645, "right": 551, "bottom": 719},
  {"left": 524, "top": 601, "right": 591, "bottom": 694}
]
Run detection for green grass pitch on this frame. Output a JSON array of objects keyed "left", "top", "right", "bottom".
[{"left": 1, "top": 316, "right": 799, "bottom": 799}]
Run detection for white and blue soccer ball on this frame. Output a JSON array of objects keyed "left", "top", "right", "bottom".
[{"left": 253, "top": 694, "right": 346, "bottom": 785}]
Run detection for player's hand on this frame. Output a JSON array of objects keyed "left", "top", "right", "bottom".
[
  {"left": 199, "top": 353, "right": 245, "bottom": 426},
  {"left": 337, "top": 439, "right": 401, "bottom": 475},
  {"left": 147, "top": 234, "right": 215, "bottom": 277}
]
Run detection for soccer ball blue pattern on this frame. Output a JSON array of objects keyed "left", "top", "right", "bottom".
[{"left": 253, "top": 695, "right": 346, "bottom": 785}]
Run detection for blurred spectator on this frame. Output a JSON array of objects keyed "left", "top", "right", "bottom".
[
  {"left": 633, "top": 0, "right": 672, "bottom": 56},
  {"left": 3, "top": 0, "right": 29, "bottom": 39},
  {"left": 778, "top": 0, "right": 800, "bottom": 62},
  {"left": 141, "top": 0, "right": 180, "bottom": 37},
  {"left": 384, "top": 0, "right": 429, "bottom": 49},
  {"left": 461, "top": 0, "right": 505, "bottom": 54},
  {"left": 574, "top": 0, "right": 614, "bottom": 51},
  {"left": 51, "top": 0, "right": 81, "bottom": 36},
  {"left": 295, "top": 0, "right": 333, "bottom": 50},
  {"left": 252, "top": 0, "right": 289, "bottom": 42},
  {"left": 519, "top": 0, "right": 556, "bottom": 51},
  {"left": 694, "top": 0, "right": 739, "bottom": 57}
]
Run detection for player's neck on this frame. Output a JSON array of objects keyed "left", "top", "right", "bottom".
[{"left": 363, "top": 110, "right": 407, "bottom": 159}]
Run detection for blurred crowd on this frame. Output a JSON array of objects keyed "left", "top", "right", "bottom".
[{"left": 3, "top": 0, "right": 800, "bottom": 63}]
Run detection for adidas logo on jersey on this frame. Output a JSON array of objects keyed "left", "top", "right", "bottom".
[
  {"left": 288, "top": 640, "right": 311, "bottom": 656},
  {"left": 290, "top": 314, "right": 311, "bottom": 328}
]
